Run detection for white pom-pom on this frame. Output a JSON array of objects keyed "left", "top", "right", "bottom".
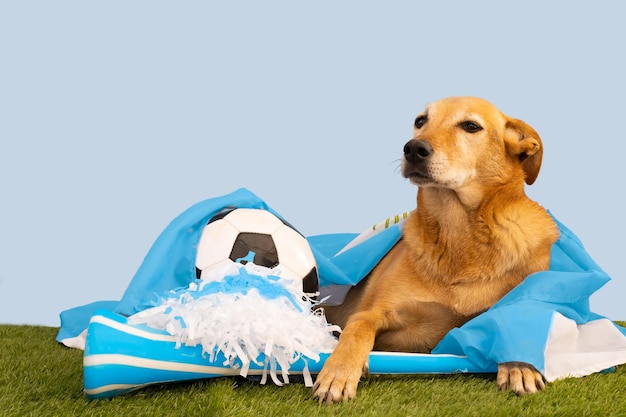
[{"left": 128, "top": 263, "right": 340, "bottom": 386}]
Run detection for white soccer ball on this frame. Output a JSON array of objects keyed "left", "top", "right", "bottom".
[{"left": 195, "top": 208, "right": 319, "bottom": 294}]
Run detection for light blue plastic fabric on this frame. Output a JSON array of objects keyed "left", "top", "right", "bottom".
[{"left": 433, "top": 216, "right": 626, "bottom": 372}]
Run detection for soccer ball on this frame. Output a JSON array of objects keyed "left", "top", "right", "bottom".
[{"left": 195, "top": 207, "right": 319, "bottom": 294}]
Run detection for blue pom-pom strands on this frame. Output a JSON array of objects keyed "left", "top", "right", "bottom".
[
  {"left": 178, "top": 264, "right": 305, "bottom": 312},
  {"left": 126, "top": 263, "right": 340, "bottom": 391}
]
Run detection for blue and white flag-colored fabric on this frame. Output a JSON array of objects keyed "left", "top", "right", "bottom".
[{"left": 57, "top": 188, "right": 626, "bottom": 398}]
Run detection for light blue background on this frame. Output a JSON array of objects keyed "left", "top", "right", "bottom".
[{"left": 2, "top": 1, "right": 624, "bottom": 326}]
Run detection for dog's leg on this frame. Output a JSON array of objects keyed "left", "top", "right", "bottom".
[
  {"left": 497, "top": 362, "right": 545, "bottom": 395},
  {"left": 312, "top": 311, "right": 380, "bottom": 404}
]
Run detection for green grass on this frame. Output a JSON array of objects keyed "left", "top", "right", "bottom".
[{"left": 2, "top": 325, "right": 626, "bottom": 417}]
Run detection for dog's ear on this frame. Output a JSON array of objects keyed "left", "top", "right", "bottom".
[{"left": 504, "top": 118, "right": 543, "bottom": 185}]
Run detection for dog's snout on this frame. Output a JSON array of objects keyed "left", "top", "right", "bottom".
[{"left": 404, "top": 139, "right": 433, "bottom": 163}]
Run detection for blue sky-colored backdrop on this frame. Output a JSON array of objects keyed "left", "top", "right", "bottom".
[{"left": 2, "top": 1, "right": 625, "bottom": 325}]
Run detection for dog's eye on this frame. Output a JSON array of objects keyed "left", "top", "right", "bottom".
[
  {"left": 459, "top": 121, "right": 483, "bottom": 133},
  {"left": 415, "top": 115, "right": 427, "bottom": 129}
]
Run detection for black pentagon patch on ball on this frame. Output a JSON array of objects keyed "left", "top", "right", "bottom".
[
  {"left": 301, "top": 267, "right": 319, "bottom": 294},
  {"left": 229, "top": 232, "right": 279, "bottom": 269}
]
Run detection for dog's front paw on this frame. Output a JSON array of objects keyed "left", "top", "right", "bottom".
[
  {"left": 312, "top": 358, "right": 366, "bottom": 404},
  {"left": 497, "top": 362, "right": 545, "bottom": 395}
]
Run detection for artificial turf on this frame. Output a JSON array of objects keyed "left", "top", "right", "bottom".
[{"left": 2, "top": 324, "right": 625, "bottom": 417}]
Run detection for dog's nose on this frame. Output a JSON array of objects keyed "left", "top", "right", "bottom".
[{"left": 404, "top": 139, "right": 433, "bottom": 163}]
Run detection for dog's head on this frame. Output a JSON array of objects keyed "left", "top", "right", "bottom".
[{"left": 402, "top": 97, "right": 543, "bottom": 196}]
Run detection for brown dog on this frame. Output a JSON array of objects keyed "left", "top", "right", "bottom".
[{"left": 312, "top": 96, "right": 559, "bottom": 403}]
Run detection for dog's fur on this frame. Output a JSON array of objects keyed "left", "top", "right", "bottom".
[{"left": 312, "top": 96, "right": 560, "bottom": 403}]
